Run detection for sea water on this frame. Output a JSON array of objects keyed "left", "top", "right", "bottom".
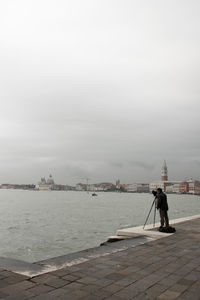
[{"left": 0, "top": 190, "right": 199, "bottom": 262}]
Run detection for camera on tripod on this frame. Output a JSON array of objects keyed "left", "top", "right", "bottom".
[
  {"left": 143, "top": 190, "right": 157, "bottom": 229},
  {"left": 152, "top": 190, "right": 157, "bottom": 197}
]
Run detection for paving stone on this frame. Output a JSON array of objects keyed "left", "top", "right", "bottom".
[
  {"left": 63, "top": 281, "right": 85, "bottom": 291},
  {"left": 46, "top": 287, "right": 68, "bottom": 297},
  {"left": 0, "top": 281, "right": 10, "bottom": 289},
  {"left": 44, "top": 277, "right": 69, "bottom": 288},
  {"left": 177, "top": 278, "right": 195, "bottom": 286},
  {"left": 0, "top": 290, "right": 9, "bottom": 298},
  {"left": 30, "top": 288, "right": 67, "bottom": 300},
  {"left": 2, "top": 275, "right": 27, "bottom": 285},
  {"left": 169, "top": 283, "right": 189, "bottom": 293},
  {"left": 81, "top": 295, "right": 104, "bottom": 300},
  {"left": 114, "top": 285, "right": 141, "bottom": 300},
  {"left": 158, "top": 275, "right": 182, "bottom": 287},
  {"left": 30, "top": 274, "right": 58, "bottom": 284},
  {"left": 133, "top": 278, "right": 155, "bottom": 290},
  {"left": 122, "top": 265, "right": 141, "bottom": 273},
  {"left": 68, "top": 289, "right": 89, "bottom": 299},
  {"left": 158, "top": 289, "right": 182, "bottom": 299},
  {"left": 0, "top": 271, "right": 14, "bottom": 278},
  {"left": 27, "top": 283, "right": 54, "bottom": 295},
  {"left": 104, "top": 296, "right": 125, "bottom": 300},
  {"left": 50, "top": 268, "right": 71, "bottom": 277},
  {"left": 92, "top": 289, "right": 112, "bottom": 299},
  {"left": 103, "top": 283, "right": 124, "bottom": 293},
  {"left": 0, "top": 218, "right": 200, "bottom": 299},
  {"left": 0, "top": 275, "right": 6, "bottom": 281},
  {"left": 95, "top": 278, "right": 114, "bottom": 287},
  {"left": 77, "top": 276, "right": 98, "bottom": 284},
  {"left": 70, "top": 270, "right": 86, "bottom": 277},
  {"left": 80, "top": 283, "right": 101, "bottom": 293},
  {"left": 106, "top": 272, "right": 127, "bottom": 281},
  {"left": 91, "top": 269, "right": 115, "bottom": 279},
  {"left": 62, "top": 274, "right": 81, "bottom": 281},
  {"left": 0, "top": 280, "right": 35, "bottom": 295},
  {"left": 176, "top": 290, "right": 200, "bottom": 300},
  {"left": 143, "top": 283, "right": 167, "bottom": 299},
  {"left": 184, "top": 271, "right": 200, "bottom": 281},
  {"left": 4, "top": 290, "right": 35, "bottom": 300},
  {"left": 115, "top": 273, "right": 141, "bottom": 286}
]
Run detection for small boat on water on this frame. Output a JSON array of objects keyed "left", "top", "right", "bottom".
[{"left": 92, "top": 193, "right": 98, "bottom": 196}]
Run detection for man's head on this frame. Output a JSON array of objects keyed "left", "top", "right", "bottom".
[{"left": 157, "top": 188, "right": 162, "bottom": 194}]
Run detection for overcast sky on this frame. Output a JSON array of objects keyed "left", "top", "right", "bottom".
[{"left": 0, "top": 0, "right": 200, "bottom": 185}]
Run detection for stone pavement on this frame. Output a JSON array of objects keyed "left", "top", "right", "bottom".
[{"left": 0, "top": 217, "right": 200, "bottom": 300}]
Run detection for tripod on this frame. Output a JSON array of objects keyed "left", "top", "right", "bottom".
[{"left": 143, "top": 197, "right": 157, "bottom": 229}]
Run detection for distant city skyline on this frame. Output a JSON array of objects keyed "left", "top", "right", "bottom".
[
  {"left": 0, "top": 1, "right": 200, "bottom": 185},
  {"left": 0, "top": 160, "right": 199, "bottom": 186},
  {"left": 1, "top": 160, "right": 200, "bottom": 194}
]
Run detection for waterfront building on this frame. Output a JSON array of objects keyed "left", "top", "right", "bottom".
[
  {"left": 150, "top": 160, "right": 179, "bottom": 192},
  {"left": 0, "top": 184, "right": 35, "bottom": 190},
  {"left": 161, "top": 160, "right": 168, "bottom": 181},
  {"left": 47, "top": 174, "right": 54, "bottom": 185},
  {"left": 165, "top": 184, "right": 174, "bottom": 193},
  {"left": 75, "top": 183, "right": 86, "bottom": 191},
  {"left": 179, "top": 181, "right": 189, "bottom": 193},
  {"left": 116, "top": 179, "right": 120, "bottom": 189},
  {"left": 161, "top": 180, "right": 200, "bottom": 195},
  {"left": 136, "top": 183, "right": 149, "bottom": 193},
  {"left": 126, "top": 184, "right": 137, "bottom": 192},
  {"left": 150, "top": 181, "right": 166, "bottom": 191},
  {"left": 76, "top": 182, "right": 116, "bottom": 191},
  {"left": 115, "top": 180, "right": 127, "bottom": 191},
  {"left": 53, "top": 184, "right": 68, "bottom": 191},
  {"left": 172, "top": 183, "right": 181, "bottom": 194},
  {"left": 125, "top": 183, "right": 149, "bottom": 193},
  {"left": 98, "top": 182, "right": 115, "bottom": 191},
  {"left": 188, "top": 180, "right": 200, "bottom": 194},
  {"left": 36, "top": 175, "right": 55, "bottom": 190},
  {"left": 87, "top": 184, "right": 95, "bottom": 191}
]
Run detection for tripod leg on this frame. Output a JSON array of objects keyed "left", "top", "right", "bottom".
[
  {"left": 143, "top": 199, "right": 155, "bottom": 229},
  {"left": 153, "top": 203, "right": 156, "bottom": 227}
]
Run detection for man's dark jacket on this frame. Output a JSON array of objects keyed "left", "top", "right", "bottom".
[{"left": 156, "top": 192, "right": 168, "bottom": 211}]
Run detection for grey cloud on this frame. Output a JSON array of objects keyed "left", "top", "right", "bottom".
[
  {"left": 129, "top": 161, "right": 155, "bottom": 171},
  {"left": 110, "top": 162, "right": 124, "bottom": 169},
  {"left": 0, "top": 0, "right": 200, "bottom": 184}
]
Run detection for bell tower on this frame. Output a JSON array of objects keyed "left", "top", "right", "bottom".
[{"left": 161, "top": 160, "right": 168, "bottom": 181}]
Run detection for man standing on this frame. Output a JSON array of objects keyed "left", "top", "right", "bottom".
[{"left": 156, "top": 188, "right": 169, "bottom": 228}]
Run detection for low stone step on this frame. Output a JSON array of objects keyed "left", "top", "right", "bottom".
[{"left": 100, "top": 235, "right": 133, "bottom": 246}]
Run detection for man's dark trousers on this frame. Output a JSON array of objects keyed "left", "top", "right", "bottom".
[{"left": 159, "top": 209, "right": 169, "bottom": 227}]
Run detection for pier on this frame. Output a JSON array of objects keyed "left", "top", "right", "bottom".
[{"left": 0, "top": 216, "right": 199, "bottom": 299}]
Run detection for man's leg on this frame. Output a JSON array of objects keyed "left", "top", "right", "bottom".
[
  {"left": 164, "top": 211, "right": 169, "bottom": 227},
  {"left": 159, "top": 209, "right": 164, "bottom": 227}
]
